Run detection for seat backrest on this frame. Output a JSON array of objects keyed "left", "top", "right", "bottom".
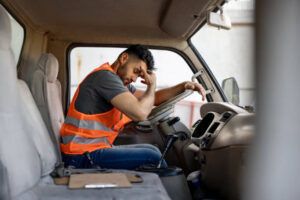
[
  {"left": 0, "top": 5, "right": 42, "bottom": 198},
  {"left": 18, "top": 79, "right": 58, "bottom": 175},
  {"left": 30, "top": 53, "right": 64, "bottom": 161}
]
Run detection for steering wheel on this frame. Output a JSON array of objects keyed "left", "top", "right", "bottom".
[
  {"left": 147, "top": 89, "right": 193, "bottom": 122},
  {"left": 146, "top": 70, "right": 205, "bottom": 123}
]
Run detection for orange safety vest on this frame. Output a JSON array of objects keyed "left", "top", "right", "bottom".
[{"left": 60, "top": 63, "right": 131, "bottom": 155}]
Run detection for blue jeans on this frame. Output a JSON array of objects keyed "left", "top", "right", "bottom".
[{"left": 63, "top": 144, "right": 167, "bottom": 170}]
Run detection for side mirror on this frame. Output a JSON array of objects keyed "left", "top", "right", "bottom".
[
  {"left": 207, "top": 11, "right": 231, "bottom": 30},
  {"left": 222, "top": 77, "right": 240, "bottom": 105}
]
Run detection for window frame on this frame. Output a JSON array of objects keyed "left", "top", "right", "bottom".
[{"left": 187, "top": 3, "right": 228, "bottom": 103}]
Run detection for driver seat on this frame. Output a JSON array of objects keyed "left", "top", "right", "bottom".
[{"left": 30, "top": 54, "right": 64, "bottom": 157}]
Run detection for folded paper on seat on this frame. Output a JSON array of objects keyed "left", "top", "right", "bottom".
[{"left": 68, "top": 173, "right": 132, "bottom": 189}]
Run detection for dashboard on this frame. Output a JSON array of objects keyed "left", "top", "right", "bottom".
[
  {"left": 188, "top": 102, "right": 255, "bottom": 199},
  {"left": 191, "top": 102, "right": 254, "bottom": 150}
]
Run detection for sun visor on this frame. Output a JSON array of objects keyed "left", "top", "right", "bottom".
[{"left": 160, "top": 0, "right": 219, "bottom": 38}]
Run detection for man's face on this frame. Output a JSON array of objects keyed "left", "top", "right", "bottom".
[{"left": 117, "top": 55, "right": 148, "bottom": 85}]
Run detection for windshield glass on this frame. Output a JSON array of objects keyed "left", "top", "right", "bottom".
[{"left": 191, "top": 0, "right": 255, "bottom": 108}]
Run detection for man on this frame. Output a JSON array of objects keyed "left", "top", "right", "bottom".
[{"left": 60, "top": 45, "right": 206, "bottom": 170}]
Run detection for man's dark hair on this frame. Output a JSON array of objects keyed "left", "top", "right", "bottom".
[{"left": 122, "top": 44, "right": 155, "bottom": 71}]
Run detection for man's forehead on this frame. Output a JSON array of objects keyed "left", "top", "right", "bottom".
[
  {"left": 140, "top": 62, "right": 148, "bottom": 71},
  {"left": 134, "top": 60, "right": 147, "bottom": 71}
]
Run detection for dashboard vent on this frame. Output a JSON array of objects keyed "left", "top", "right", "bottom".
[
  {"left": 208, "top": 122, "right": 220, "bottom": 133},
  {"left": 220, "top": 112, "right": 232, "bottom": 122}
]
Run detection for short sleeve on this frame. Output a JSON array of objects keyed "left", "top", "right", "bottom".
[
  {"left": 127, "top": 84, "right": 136, "bottom": 94},
  {"left": 88, "top": 70, "right": 129, "bottom": 102}
]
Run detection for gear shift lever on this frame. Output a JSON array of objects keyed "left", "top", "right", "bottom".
[{"left": 157, "top": 134, "right": 179, "bottom": 168}]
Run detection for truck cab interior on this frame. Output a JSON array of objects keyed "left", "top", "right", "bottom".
[{"left": 1, "top": 0, "right": 299, "bottom": 200}]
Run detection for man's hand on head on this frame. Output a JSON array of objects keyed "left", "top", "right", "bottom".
[
  {"left": 140, "top": 67, "right": 156, "bottom": 88},
  {"left": 184, "top": 81, "right": 206, "bottom": 101}
]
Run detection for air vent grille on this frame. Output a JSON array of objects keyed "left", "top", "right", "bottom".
[
  {"left": 208, "top": 122, "right": 220, "bottom": 133},
  {"left": 220, "top": 112, "right": 232, "bottom": 122}
]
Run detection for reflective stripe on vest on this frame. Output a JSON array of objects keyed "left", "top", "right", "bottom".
[
  {"left": 64, "top": 116, "right": 113, "bottom": 132},
  {"left": 61, "top": 134, "right": 110, "bottom": 146},
  {"left": 60, "top": 63, "right": 131, "bottom": 155}
]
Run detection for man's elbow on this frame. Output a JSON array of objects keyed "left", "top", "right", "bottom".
[{"left": 131, "top": 111, "right": 148, "bottom": 122}]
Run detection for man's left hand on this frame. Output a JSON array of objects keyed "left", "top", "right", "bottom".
[{"left": 184, "top": 82, "right": 206, "bottom": 101}]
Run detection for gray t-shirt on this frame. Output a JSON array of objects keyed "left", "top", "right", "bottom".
[{"left": 75, "top": 70, "right": 136, "bottom": 114}]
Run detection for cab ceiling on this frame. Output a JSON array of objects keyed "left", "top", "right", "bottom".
[{"left": 4, "top": 0, "right": 219, "bottom": 42}]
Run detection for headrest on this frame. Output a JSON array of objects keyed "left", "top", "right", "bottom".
[
  {"left": 0, "top": 4, "right": 18, "bottom": 113},
  {"left": 37, "top": 53, "right": 59, "bottom": 83},
  {"left": 0, "top": 5, "right": 11, "bottom": 50}
]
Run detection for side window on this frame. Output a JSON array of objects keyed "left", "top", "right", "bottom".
[
  {"left": 70, "top": 47, "right": 204, "bottom": 127},
  {"left": 6, "top": 10, "right": 24, "bottom": 64}
]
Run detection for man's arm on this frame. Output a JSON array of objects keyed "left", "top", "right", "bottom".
[
  {"left": 134, "top": 81, "right": 206, "bottom": 106},
  {"left": 111, "top": 70, "right": 156, "bottom": 121}
]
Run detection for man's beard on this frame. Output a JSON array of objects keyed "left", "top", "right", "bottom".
[{"left": 117, "top": 63, "right": 130, "bottom": 85}]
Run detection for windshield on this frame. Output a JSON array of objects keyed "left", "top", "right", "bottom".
[{"left": 191, "top": 0, "right": 255, "bottom": 109}]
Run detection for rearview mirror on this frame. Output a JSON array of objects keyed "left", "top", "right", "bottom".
[
  {"left": 222, "top": 77, "right": 239, "bottom": 105},
  {"left": 207, "top": 11, "right": 231, "bottom": 30}
]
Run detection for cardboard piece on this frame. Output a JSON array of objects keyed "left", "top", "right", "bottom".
[
  {"left": 126, "top": 174, "right": 143, "bottom": 183},
  {"left": 68, "top": 173, "right": 132, "bottom": 189},
  {"left": 54, "top": 173, "right": 143, "bottom": 186},
  {"left": 54, "top": 177, "right": 69, "bottom": 185}
]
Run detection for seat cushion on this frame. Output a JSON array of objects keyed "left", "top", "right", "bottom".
[{"left": 16, "top": 171, "right": 170, "bottom": 200}]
